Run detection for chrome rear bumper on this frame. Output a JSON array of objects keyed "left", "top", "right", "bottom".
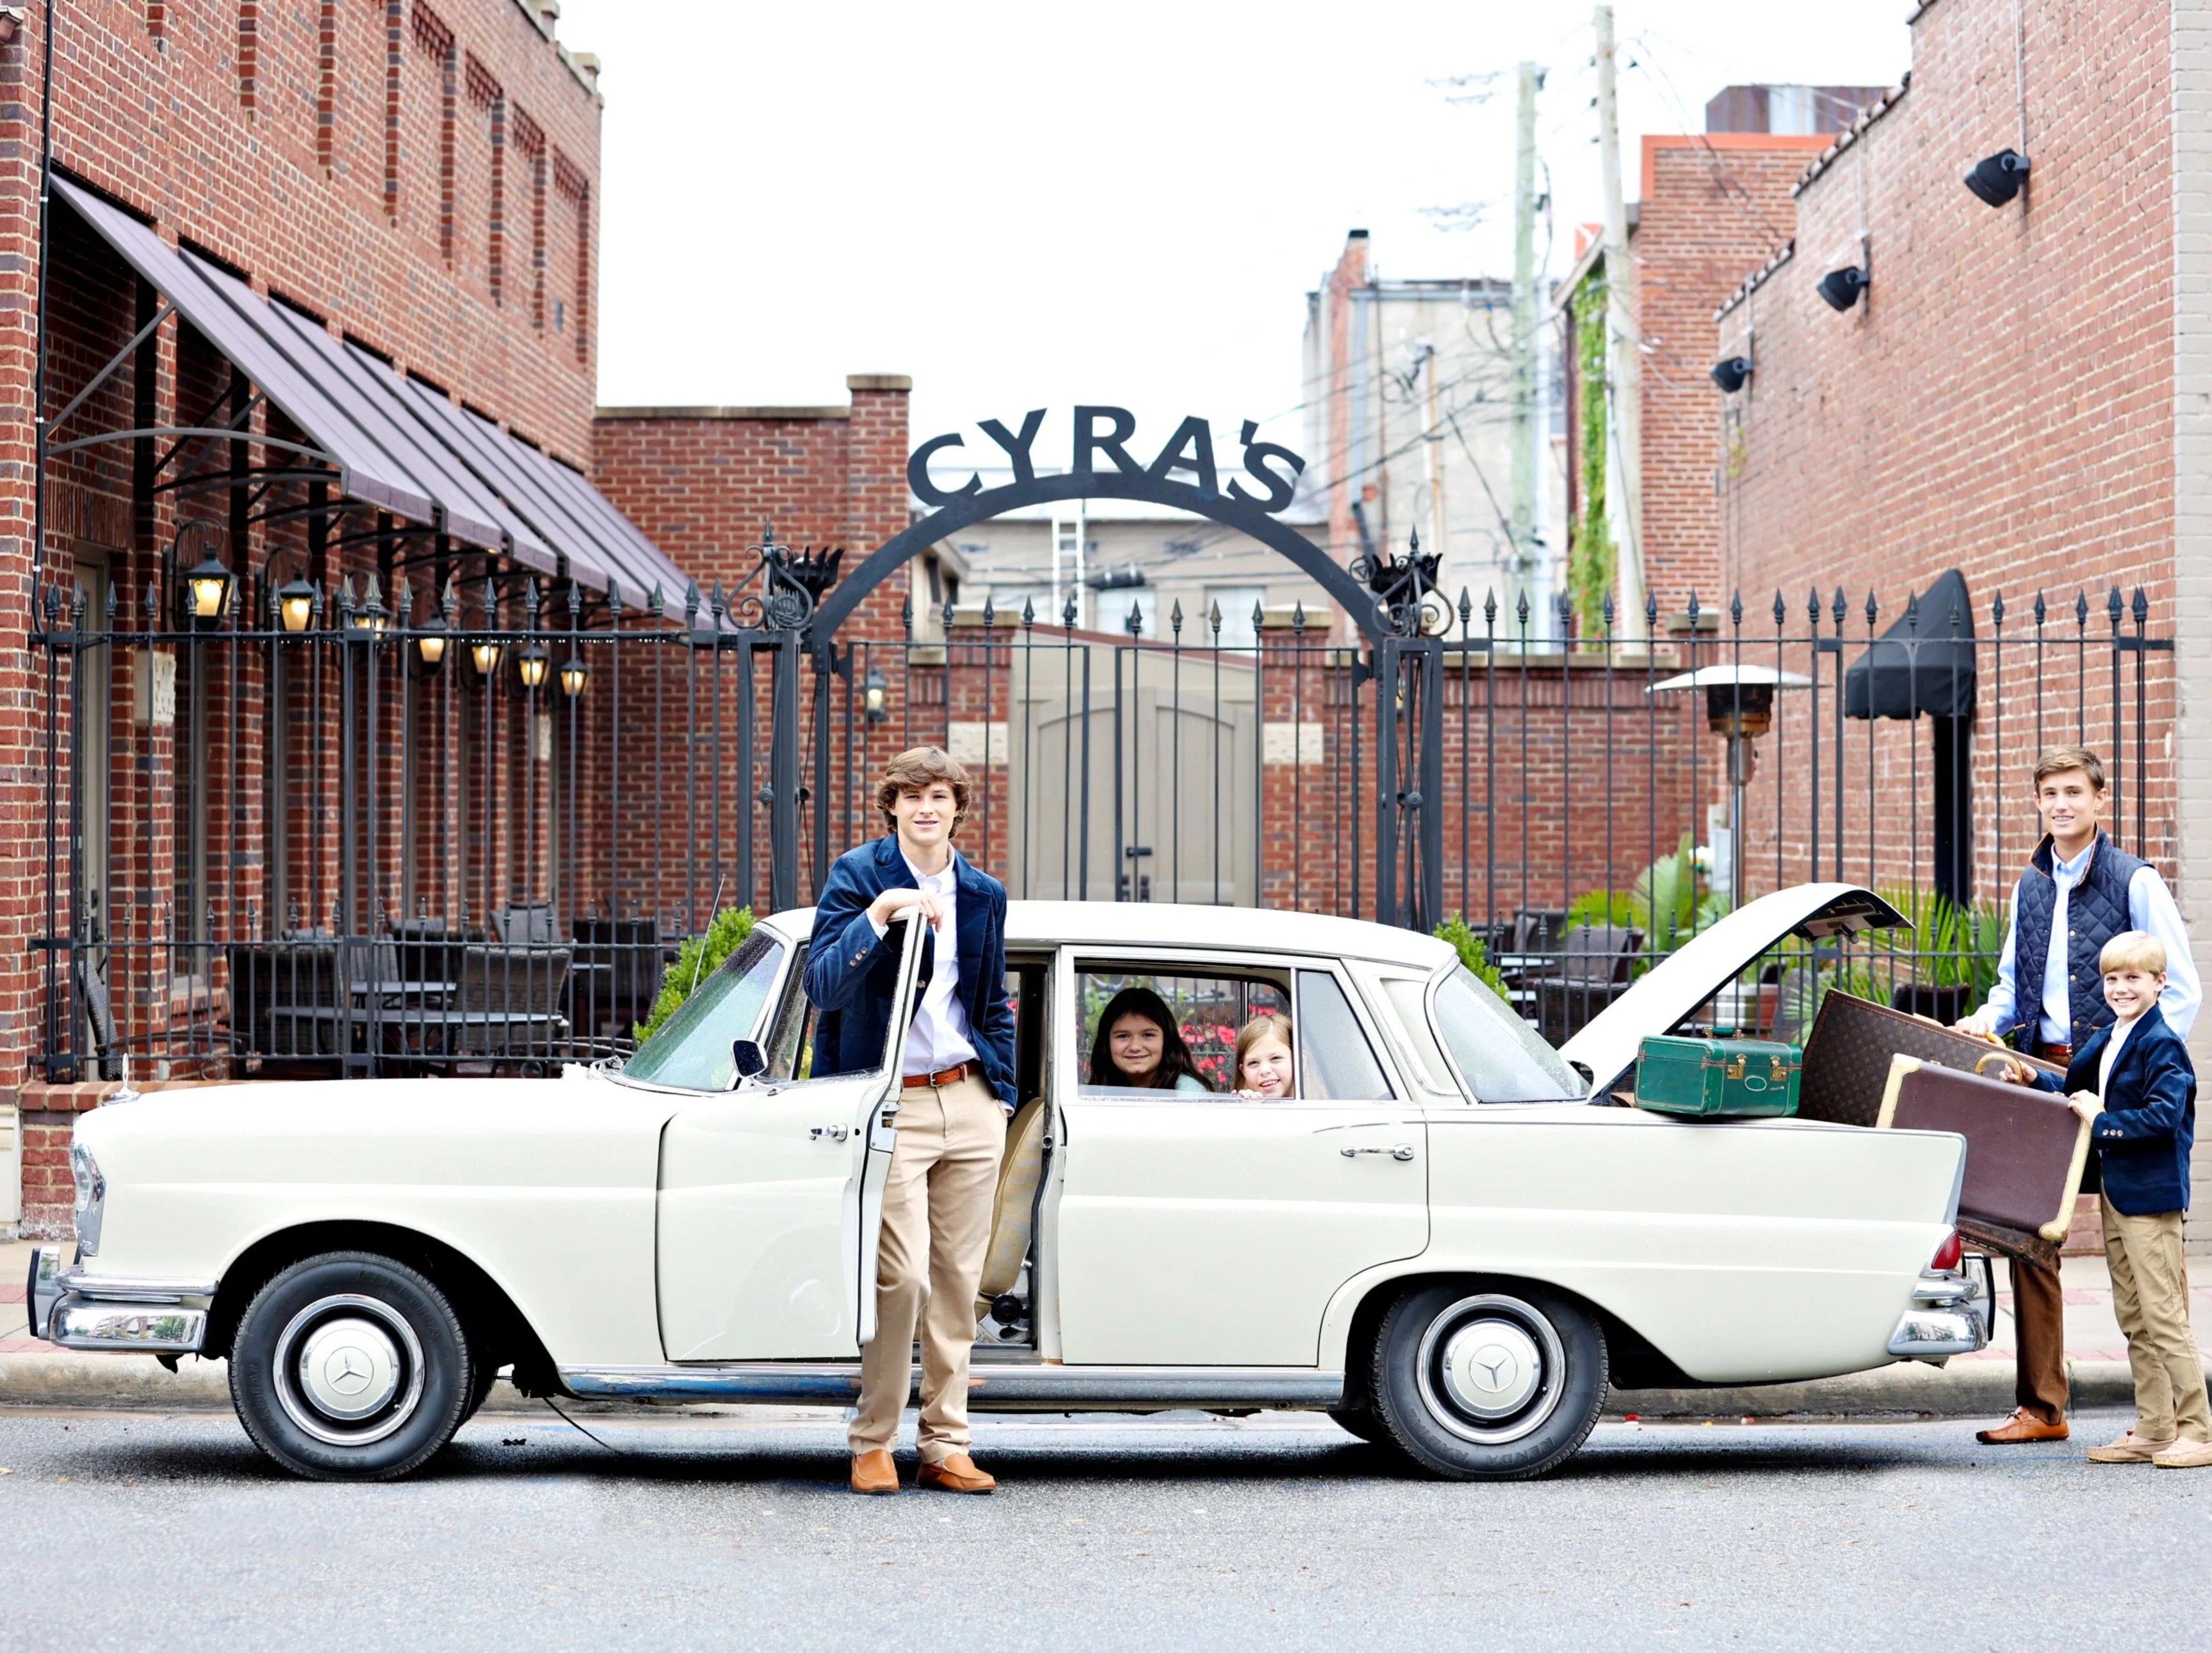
[
  {"left": 26, "top": 1248, "right": 215, "bottom": 1354},
  {"left": 1887, "top": 1256, "right": 1996, "bottom": 1362}
]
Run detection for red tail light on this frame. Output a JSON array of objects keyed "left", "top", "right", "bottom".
[{"left": 1930, "top": 1231, "right": 1963, "bottom": 1272}]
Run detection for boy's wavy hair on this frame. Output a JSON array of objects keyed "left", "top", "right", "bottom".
[{"left": 875, "top": 746, "right": 972, "bottom": 835}]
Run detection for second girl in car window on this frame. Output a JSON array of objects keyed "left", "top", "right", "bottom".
[
  {"left": 1233, "top": 1013, "right": 1296, "bottom": 1100},
  {"left": 1088, "top": 986, "right": 1214, "bottom": 1093}
]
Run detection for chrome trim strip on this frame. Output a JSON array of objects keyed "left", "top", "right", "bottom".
[
  {"left": 49, "top": 1298, "right": 207, "bottom": 1353},
  {"left": 58, "top": 1270, "right": 218, "bottom": 1308},
  {"left": 559, "top": 1362, "right": 1347, "bottom": 1411}
]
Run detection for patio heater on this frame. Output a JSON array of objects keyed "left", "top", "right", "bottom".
[{"left": 1647, "top": 663, "right": 1810, "bottom": 909}]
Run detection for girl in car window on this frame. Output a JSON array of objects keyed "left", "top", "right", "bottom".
[
  {"left": 1233, "top": 1013, "right": 1296, "bottom": 1100},
  {"left": 1088, "top": 987, "right": 1213, "bottom": 1093}
]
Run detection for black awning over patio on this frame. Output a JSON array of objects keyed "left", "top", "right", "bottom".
[
  {"left": 53, "top": 175, "right": 687, "bottom": 611},
  {"left": 1843, "top": 567, "right": 1977, "bottom": 720}
]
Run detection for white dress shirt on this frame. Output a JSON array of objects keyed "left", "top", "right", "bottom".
[
  {"left": 2098, "top": 1013, "right": 2140, "bottom": 1096},
  {"left": 1980, "top": 845, "right": 2200, "bottom": 1041},
  {"left": 868, "top": 854, "right": 979, "bottom": 1079}
]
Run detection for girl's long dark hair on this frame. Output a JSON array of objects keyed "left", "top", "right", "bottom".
[{"left": 1088, "top": 986, "right": 1212, "bottom": 1091}]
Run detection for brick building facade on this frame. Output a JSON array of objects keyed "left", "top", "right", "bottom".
[
  {"left": 1556, "top": 131, "right": 1831, "bottom": 626},
  {"left": 1708, "top": 0, "right": 2212, "bottom": 1225},
  {"left": 0, "top": 2, "right": 633, "bottom": 1236}
]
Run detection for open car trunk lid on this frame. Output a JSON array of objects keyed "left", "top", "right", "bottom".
[{"left": 1557, "top": 883, "right": 1909, "bottom": 1097}]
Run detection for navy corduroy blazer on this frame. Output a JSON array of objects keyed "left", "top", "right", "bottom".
[
  {"left": 801, "top": 835, "right": 1016, "bottom": 1109},
  {"left": 2029, "top": 1004, "right": 2197, "bottom": 1216}
]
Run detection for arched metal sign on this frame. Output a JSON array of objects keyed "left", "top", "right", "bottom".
[
  {"left": 808, "top": 407, "right": 1389, "bottom": 644},
  {"left": 801, "top": 405, "right": 1442, "bottom": 931}
]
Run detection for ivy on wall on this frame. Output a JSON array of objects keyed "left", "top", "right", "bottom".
[{"left": 1569, "top": 274, "right": 1616, "bottom": 640}]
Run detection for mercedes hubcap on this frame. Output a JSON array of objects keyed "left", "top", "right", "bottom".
[
  {"left": 298, "top": 1317, "right": 403, "bottom": 1421},
  {"left": 1414, "top": 1293, "right": 1567, "bottom": 1445},
  {"left": 273, "top": 1294, "right": 427, "bottom": 1447},
  {"left": 1438, "top": 1321, "right": 1543, "bottom": 1419}
]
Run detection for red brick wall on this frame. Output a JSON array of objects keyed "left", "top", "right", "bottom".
[
  {"left": 591, "top": 379, "right": 915, "bottom": 634},
  {"left": 1714, "top": 0, "right": 2179, "bottom": 898},
  {"left": 1636, "top": 134, "right": 1832, "bottom": 605}
]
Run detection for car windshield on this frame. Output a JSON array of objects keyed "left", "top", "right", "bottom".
[
  {"left": 1432, "top": 964, "right": 1585, "bottom": 1102},
  {"left": 623, "top": 929, "right": 787, "bottom": 1090}
]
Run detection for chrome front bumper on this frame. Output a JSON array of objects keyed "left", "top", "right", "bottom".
[
  {"left": 26, "top": 1248, "right": 215, "bottom": 1354},
  {"left": 1887, "top": 1256, "right": 1996, "bottom": 1362}
]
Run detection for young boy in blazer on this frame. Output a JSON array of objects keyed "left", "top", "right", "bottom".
[
  {"left": 2021, "top": 932, "right": 2208, "bottom": 1468},
  {"left": 804, "top": 747, "right": 1016, "bottom": 1496}
]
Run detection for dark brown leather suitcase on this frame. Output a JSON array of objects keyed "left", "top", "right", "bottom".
[
  {"left": 1877, "top": 1057, "right": 2092, "bottom": 1269},
  {"left": 1798, "top": 991, "right": 2062, "bottom": 1127}
]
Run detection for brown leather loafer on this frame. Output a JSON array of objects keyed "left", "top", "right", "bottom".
[
  {"left": 850, "top": 1449, "right": 900, "bottom": 1494},
  {"left": 1976, "top": 1408, "right": 2069, "bottom": 1444},
  {"left": 916, "top": 1452, "right": 996, "bottom": 1494}
]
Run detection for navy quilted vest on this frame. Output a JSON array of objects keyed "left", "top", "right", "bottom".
[{"left": 2009, "top": 831, "right": 2147, "bottom": 1045}]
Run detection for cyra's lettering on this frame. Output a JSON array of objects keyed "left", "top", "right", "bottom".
[{"left": 906, "top": 410, "right": 1306, "bottom": 514}]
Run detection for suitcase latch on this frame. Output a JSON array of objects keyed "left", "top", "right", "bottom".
[
  {"left": 1770, "top": 1057, "right": 1790, "bottom": 1085},
  {"left": 1723, "top": 1054, "right": 1746, "bottom": 1081}
]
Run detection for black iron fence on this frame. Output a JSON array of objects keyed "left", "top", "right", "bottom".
[{"left": 31, "top": 550, "right": 2175, "bottom": 1081}]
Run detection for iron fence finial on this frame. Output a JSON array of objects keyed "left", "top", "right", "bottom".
[
  {"left": 2134, "top": 587, "right": 2149, "bottom": 624},
  {"left": 1771, "top": 590, "right": 1785, "bottom": 627},
  {"left": 1990, "top": 590, "right": 2005, "bottom": 626},
  {"left": 2033, "top": 589, "right": 2046, "bottom": 624}
]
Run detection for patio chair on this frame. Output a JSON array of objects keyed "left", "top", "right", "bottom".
[
  {"left": 570, "top": 917, "right": 669, "bottom": 1042},
  {"left": 226, "top": 940, "right": 350, "bottom": 1067},
  {"left": 435, "top": 944, "right": 573, "bottom": 1066},
  {"left": 1531, "top": 924, "right": 1643, "bottom": 1045}
]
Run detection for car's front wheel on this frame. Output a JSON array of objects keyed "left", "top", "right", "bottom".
[
  {"left": 229, "top": 1251, "right": 473, "bottom": 1481},
  {"left": 1368, "top": 1283, "right": 1606, "bottom": 1481}
]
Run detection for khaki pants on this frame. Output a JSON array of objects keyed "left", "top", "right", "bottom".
[
  {"left": 2102, "top": 1193, "right": 2212, "bottom": 1443},
  {"left": 850, "top": 1073, "right": 1005, "bottom": 1462}
]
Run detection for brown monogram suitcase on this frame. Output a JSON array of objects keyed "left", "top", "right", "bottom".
[
  {"left": 1798, "top": 991, "right": 2062, "bottom": 1127},
  {"left": 1876, "top": 1056, "right": 2092, "bottom": 1269}
]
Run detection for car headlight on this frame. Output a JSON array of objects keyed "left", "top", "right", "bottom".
[{"left": 70, "top": 1139, "right": 106, "bottom": 1257}]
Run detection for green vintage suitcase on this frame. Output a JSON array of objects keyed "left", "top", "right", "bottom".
[{"left": 1634, "top": 1034, "right": 1801, "bottom": 1118}]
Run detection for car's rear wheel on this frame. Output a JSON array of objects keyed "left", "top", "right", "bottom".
[
  {"left": 1368, "top": 1283, "right": 1606, "bottom": 1481},
  {"left": 229, "top": 1251, "right": 473, "bottom": 1481}
]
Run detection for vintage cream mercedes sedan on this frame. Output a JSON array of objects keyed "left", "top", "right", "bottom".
[{"left": 28, "top": 884, "right": 1990, "bottom": 1483}]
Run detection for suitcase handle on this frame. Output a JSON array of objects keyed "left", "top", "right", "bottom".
[{"left": 1974, "top": 1052, "right": 2027, "bottom": 1082}]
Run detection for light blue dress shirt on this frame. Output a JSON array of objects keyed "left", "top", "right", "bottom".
[{"left": 1981, "top": 842, "right": 2200, "bottom": 1041}]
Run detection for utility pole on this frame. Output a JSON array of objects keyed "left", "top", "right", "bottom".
[
  {"left": 1509, "top": 61, "right": 1540, "bottom": 610},
  {"left": 1595, "top": 6, "right": 1647, "bottom": 640}
]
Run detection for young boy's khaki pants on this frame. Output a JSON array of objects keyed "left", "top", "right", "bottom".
[{"left": 2102, "top": 1191, "right": 2212, "bottom": 1442}]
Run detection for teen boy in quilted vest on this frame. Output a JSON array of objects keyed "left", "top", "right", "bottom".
[{"left": 1955, "top": 745, "right": 2199, "bottom": 1444}]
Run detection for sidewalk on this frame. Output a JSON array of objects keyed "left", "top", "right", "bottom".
[{"left": 7, "top": 1239, "right": 2209, "bottom": 1419}]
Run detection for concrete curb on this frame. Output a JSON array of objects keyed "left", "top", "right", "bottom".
[
  {"left": 1609, "top": 1357, "right": 2209, "bottom": 1420},
  {"left": 0, "top": 1352, "right": 540, "bottom": 1413},
  {"left": 6, "top": 1349, "right": 2199, "bottom": 1421}
]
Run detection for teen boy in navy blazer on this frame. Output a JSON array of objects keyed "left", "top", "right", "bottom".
[{"left": 804, "top": 747, "right": 1015, "bottom": 1496}]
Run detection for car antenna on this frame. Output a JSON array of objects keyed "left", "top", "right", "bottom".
[{"left": 688, "top": 873, "right": 728, "bottom": 998}]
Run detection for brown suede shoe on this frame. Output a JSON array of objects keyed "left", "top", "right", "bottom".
[
  {"left": 2152, "top": 1437, "right": 2212, "bottom": 1469},
  {"left": 2087, "top": 1431, "right": 2175, "bottom": 1463},
  {"left": 1976, "top": 1408, "right": 2069, "bottom": 1444},
  {"left": 916, "top": 1452, "right": 996, "bottom": 1494},
  {"left": 850, "top": 1449, "right": 900, "bottom": 1494}
]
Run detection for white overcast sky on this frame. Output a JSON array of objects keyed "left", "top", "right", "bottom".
[{"left": 558, "top": 2, "right": 1912, "bottom": 459}]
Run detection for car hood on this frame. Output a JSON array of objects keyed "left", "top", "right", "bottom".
[{"left": 1558, "top": 883, "right": 1908, "bottom": 1096}]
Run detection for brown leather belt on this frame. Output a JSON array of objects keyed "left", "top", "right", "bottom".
[
  {"left": 2037, "top": 1042, "right": 2074, "bottom": 1064},
  {"left": 900, "top": 1062, "right": 973, "bottom": 1090}
]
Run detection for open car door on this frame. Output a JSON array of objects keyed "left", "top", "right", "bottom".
[{"left": 655, "top": 913, "right": 926, "bottom": 1361}]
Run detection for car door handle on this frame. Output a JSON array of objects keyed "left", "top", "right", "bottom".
[
  {"left": 1342, "top": 1143, "right": 1416, "bottom": 1160},
  {"left": 809, "top": 1125, "right": 850, "bottom": 1143}
]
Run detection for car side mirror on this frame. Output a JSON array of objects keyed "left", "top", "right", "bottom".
[{"left": 731, "top": 1038, "right": 767, "bottom": 1086}]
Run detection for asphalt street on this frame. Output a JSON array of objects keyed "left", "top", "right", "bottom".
[{"left": 2, "top": 1405, "right": 2207, "bottom": 1652}]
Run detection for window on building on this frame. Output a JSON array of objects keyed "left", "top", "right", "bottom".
[{"left": 1205, "top": 587, "right": 1266, "bottom": 649}]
